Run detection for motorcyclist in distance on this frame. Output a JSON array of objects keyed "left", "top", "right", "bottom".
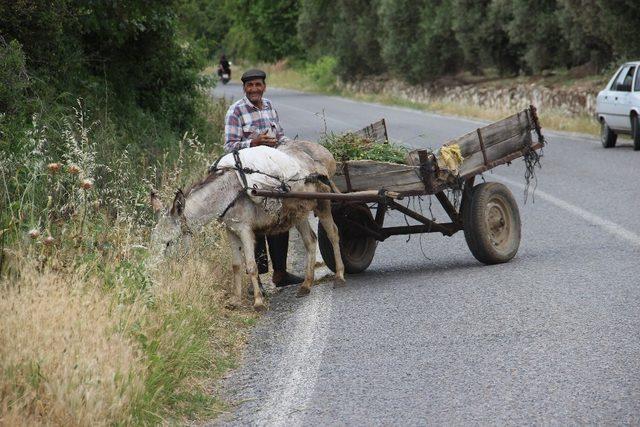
[{"left": 218, "top": 54, "right": 231, "bottom": 83}]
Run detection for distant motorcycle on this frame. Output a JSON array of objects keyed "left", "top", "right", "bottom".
[
  {"left": 218, "top": 65, "right": 231, "bottom": 85},
  {"left": 218, "top": 68, "right": 231, "bottom": 85}
]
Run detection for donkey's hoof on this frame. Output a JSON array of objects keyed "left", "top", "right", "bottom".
[
  {"left": 296, "top": 286, "right": 311, "bottom": 298},
  {"left": 226, "top": 298, "right": 241, "bottom": 310},
  {"left": 253, "top": 301, "right": 266, "bottom": 312},
  {"left": 333, "top": 278, "right": 347, "bottom": 289}
]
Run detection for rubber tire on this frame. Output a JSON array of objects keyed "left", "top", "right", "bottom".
[
  {"left": 632, "top": 115, "right": 640, "bottom": 151},
  {"left": 601, "top": 120, "right": 617, "bottom": 148},
  {"left": 318, "top": 204, "right": 377, "bottom": 274},
  {"left": 462, "top": 182, "right": 521, "bottom": 265}
]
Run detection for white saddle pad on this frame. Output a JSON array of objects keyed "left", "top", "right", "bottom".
[{"left": 216, "top": 146, "right": 306, "bottom": 199}]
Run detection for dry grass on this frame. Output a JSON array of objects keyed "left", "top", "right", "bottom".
[
  {"left": 0, "top": 263, "right": 145, "bottom": 426},
  {"left": 362, "top": 95, "right": 600, "bottom": 136},
  {"left": 0, "top": 97, "right": 257, "bottom": 425},
  {"left": 0, "top": 223, "right": 257, "bottom": 426}
]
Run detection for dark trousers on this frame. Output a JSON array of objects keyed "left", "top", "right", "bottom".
[{"left": 255, "top": 231, "right": 289, "bottom": 274}]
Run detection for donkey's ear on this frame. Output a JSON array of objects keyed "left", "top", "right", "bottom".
[
  {"left": 150, "top": 190, "right": 164, "bottom": 214},
  {"left": 170, "top": 189, "right": 186, "bottom": 216}
]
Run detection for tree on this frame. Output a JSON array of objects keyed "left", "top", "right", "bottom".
[
  {"left": 224, "top": 0, "right": 301, "bottom": 62},
  {"left": 484, "top": 0, "right": 524, "bottom": 75},
  {"left": 556, "top": 0, "right": 611, "bottom": 69},
  {"left": 411, "top": 0, "right": 463, "bottom": 81},
  {"left": 177, "top": 0, "right": 231, "bottom": 58},
  {"left": 333, "top": 0, "right": 385, "bottom": 79},
  {"left": 451, "top": 0, "right": 489, "bottom": 73},
  {"left": 378, "top": 0, "right": 425, "bottom": 79},
  {"left": 597, "top": 0, "right": 640, "bottom": 60},
  {"left": 0, "top": 0, "right": 208, "bottom": 129},
  {"left": 506, "top": 0, "right": 568, "bottom": 73},
  {"left": 297, "top": 0, "right": 338, "bottom": 59}
]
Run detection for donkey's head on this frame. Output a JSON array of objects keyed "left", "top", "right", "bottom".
[{"left": 150, "top": 190, "right": 192, "bottom": 256}]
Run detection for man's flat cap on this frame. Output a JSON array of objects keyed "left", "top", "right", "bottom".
[{"left": 241, "top": 69, "right": 267, "bottom": 83}]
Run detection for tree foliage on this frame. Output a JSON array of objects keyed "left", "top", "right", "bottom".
[
  {"left": 297, "top": 0, "right": 338, "bottom": 59},
  {"left": 222, "top": 0, "right": 301, "bottom": 62},
  {"left": 297, "top": 0, "right": 639, "bottom": 83},
  {"left": 378, "top": 0, "right": 425, "bottom": 78},
  {"left": 0, "top": 0, "right": 208, "bottom": 129}
]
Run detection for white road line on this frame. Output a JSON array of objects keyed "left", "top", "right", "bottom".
[
  {"left": 494, "top": 174, "right": 640, "bottom": 248},
  {"left": 257, "top": 286, "right": 332, "bottom": 426}
]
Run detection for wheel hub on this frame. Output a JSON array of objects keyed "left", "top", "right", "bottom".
[{"left": 485, "top": 198, "right": 511, "bottom": 248}]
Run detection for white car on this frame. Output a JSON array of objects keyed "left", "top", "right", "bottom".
[{"left": 596, "top": 61, "right": 640, "bottom": 150}]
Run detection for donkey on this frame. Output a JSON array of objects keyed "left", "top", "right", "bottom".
[{"left": 150, "top": 140, "right": 345, "bottom": 311}]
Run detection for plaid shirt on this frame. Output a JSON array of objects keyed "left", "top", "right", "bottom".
[{"left": 224, "top": 96, "right": 290, "bottom": 152}]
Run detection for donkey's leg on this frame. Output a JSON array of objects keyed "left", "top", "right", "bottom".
[
  {"left": 294, "top": 217, "right": 317, "bottom": 297},
  {"left": 316, "top": 200, "right": 346, "bottom": 288},
  {"left": 226, "top": 229, "right": 244, "bottom": 309},
  {"left": 238, "top": 227, "right": 265, "bottom": 311}
]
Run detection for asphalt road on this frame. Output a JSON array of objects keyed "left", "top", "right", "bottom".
[{"left": 210, "top": 83, "right": 640, "bottom": 425}]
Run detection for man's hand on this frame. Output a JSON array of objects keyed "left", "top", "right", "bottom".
[{"left": 250, "top": 131, "right": 277, "bottom": 148}]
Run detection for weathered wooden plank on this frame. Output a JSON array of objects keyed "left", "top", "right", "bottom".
[
  {"left": 407, "top": 109, "right": 533, "bottom": 164},
  {"left": 333, "top": 160, "right": 424, "bottom": 193},
  {"left": 354, "top": 118, "right": 389, "bottom": 144},
  {"left": 458, "top": 131, "right": 532, "bottom": 176},
  {"left": 446, "top": 111, "right": 531, "bottom": 158}
]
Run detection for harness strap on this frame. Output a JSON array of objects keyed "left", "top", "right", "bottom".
[
  {"left": 208, "top": 154, "right": 225, "bottom": 173},
  {"left": 219, "top": 192, "right": 243, "bottom": 219},
  {"left": 233, "top": 150, "right": 250, "bottom": 190}
]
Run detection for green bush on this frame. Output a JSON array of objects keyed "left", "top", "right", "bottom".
[
  {"left": 304, "top": 56, "right": 338, "bottom": 89},
  {"left": 0, "top": 39, "right": 29, "bottom": 116}
]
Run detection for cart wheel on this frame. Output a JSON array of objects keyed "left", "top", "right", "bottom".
[
  {"left": 318, "top": 204, "right": 377, "bottom": 274},
  {"left": 463, "top": 182, "right": 521, "bottom": 264}
]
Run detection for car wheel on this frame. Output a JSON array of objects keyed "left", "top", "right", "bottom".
[
  {"left": 632, "top": 115, "right": 640, "bottom": 151},
  {"left": 601, "top": 120, "right": 617, "bottom": 148}
]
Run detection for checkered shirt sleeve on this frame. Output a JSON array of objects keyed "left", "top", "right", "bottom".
[{"left": 224, "top": 104, "right": 251, "bottom": 152}]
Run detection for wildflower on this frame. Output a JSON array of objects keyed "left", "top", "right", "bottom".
[
  {"left": 28, "top": 229, "right": 40, "bottom": 239},
  {"left": 67, "top": 164, "right": 81, "bottom": 175},
  {"left": 47, "top": 162, "right": 62, "bottom": 173},
  {"left": 80, "top": 179, "right": 93, "bottom": 190},
  {"left": 43, "top": 236, "right": 55, "bottom": 246}
]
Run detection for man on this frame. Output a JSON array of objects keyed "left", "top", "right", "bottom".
[{"left": 223, "top": 68, "right": 304, "bottom": 287}]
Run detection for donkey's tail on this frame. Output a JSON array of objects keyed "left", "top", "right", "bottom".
[
  {"left": 306, "top": 173, "right": 342, "bottom": 194},
  {"left": 328, "top": 178, "right": 341, "bottom": 194}
]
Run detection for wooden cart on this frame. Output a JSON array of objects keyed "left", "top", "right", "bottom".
[{"left": 253, "top": 106, "right": 545, "bottom": 274}]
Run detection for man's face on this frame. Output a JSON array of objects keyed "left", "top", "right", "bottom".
[{"left": 243, "top": 79, "right": 266, "bottom": 104}]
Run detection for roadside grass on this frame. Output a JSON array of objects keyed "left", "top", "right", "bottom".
[
  {"left": 0, "top": 95, "right": 258, "bottom": 425},
  {"left": 239, "top": 61, "right": 601, "bottom": 137}
]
